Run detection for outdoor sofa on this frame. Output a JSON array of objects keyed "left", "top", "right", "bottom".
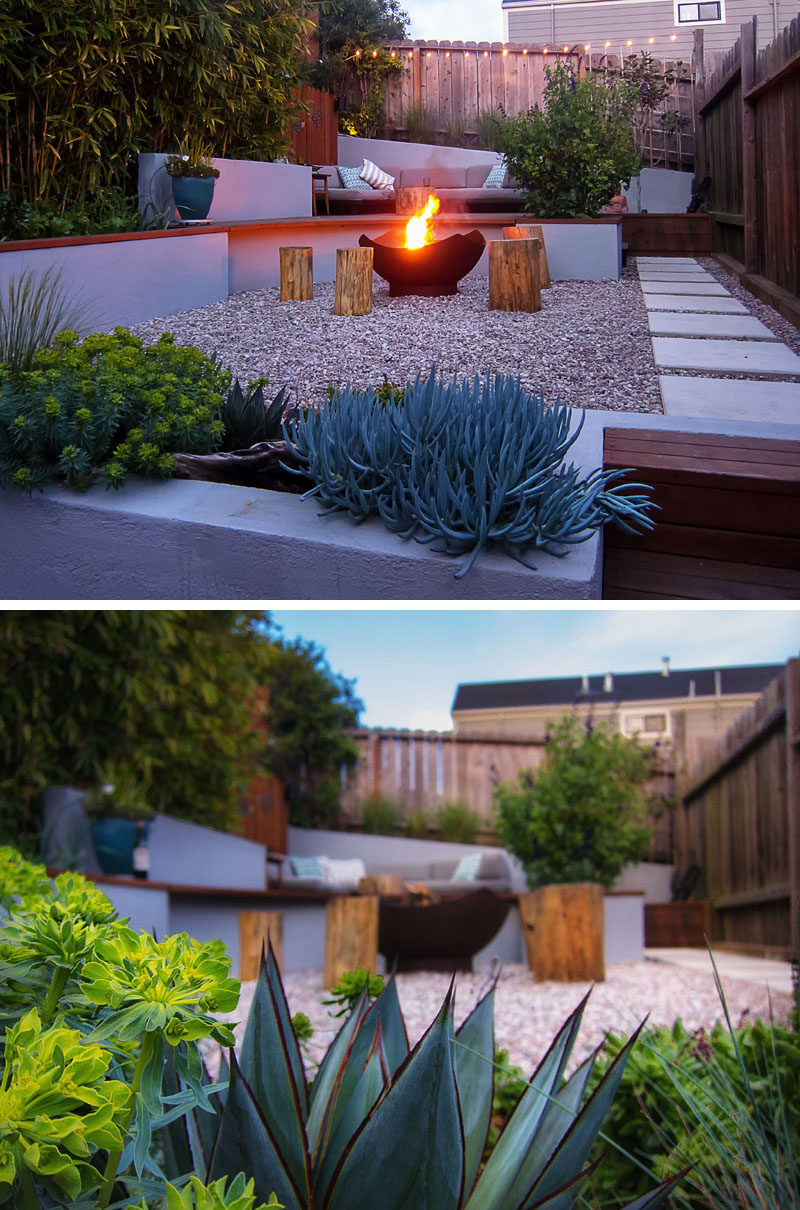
[
  {"left": 316, "top": 162, "right": 525, "bottom": 215},
  {"left": 273, "top": 849, "right": 514, "bottom": 895}
]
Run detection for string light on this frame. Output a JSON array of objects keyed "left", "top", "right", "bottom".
[
  {"left": 502, "top": 47, "right": 509, "bottom": 55},
  {"left": 522, "top": 47, "right": 528, "bottom": 54},
  {"left": 648, "top": 36, "right": 655, "bottom": 43},
  {"left": 483, "top": 50, "right": 489, "bottom": 56},
  {"left": 372, "top": 49, "right": 378, "bottom": 56},
  {"left": 626, "top": 39, "right": 633, "bottom": 46},
  {"left": 543, "top": 46, "right": 548, "bottom": 53},
  {"left": 670, "top": 33, "right": 677, "bottom": 39},
  {"left": 605, "top": 40, "right": 611, "bottom": 48},
  {"left": 426, "top": 50, "right": 432, "bottom": 57},
  {"left": 354, "top": 48, "right": 361, "bottom": 56},
  {"left": 390, "top": 49, "right": 395, "bottom": 56},
  {"left": 445, "top": 50, "right": 450, "bottom": 57},
  {"left": 408, "top": 50, "right": 413, "bottom": 57}
]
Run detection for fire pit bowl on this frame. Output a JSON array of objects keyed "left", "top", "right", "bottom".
[{"left": 358, "top": 229, "right": 486, "bottom": 297}]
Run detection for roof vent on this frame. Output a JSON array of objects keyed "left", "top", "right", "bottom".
[
  {"left": 581, "top": 674, "right": 589, "bottom": 693},
  {"left": 689, "top": 679, "right": 696, "bottom": 697},
  {"left": 661, "top": 656, "right": 671, "bottom": 677},
  {"left": 603, "top": 672, "right": 613, "bottom": 693}
]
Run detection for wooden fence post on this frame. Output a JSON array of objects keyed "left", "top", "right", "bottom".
[
  {"left": 489, "top": 239, "right": 541, "bottom": 312},
  {"left": 279, "top": 247, "right": 313, "bottom": 302},
  {"left": 740, "top": 17, "right": 759, "bottom": 274},
  {"left": 692, "top": 29, "right": 707, "bottom": 186},
  {"left": 786, "top": 658, "right": 800, "bottom": 962},
  {"left": 334, "top": 247, "right": 373, "bottom": 315}
]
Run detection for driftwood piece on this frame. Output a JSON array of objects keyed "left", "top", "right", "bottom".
[
  {"left": 279, "top": 246, "right": 313, "bottom": 301},
  {"left": 489, "top": 239, "right": 541, "bottom": 312},
  {"left": 334, "top": 247, "right": 373, "bottom": 315},
  {"left": 173, "top": 441, "right": 311, "bottom": 491},
  {"left": 504, "top": 224, "right": 552, "bottom": 288}
]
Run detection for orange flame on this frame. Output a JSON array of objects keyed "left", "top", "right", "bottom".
[{"left": 404, "top": 195, "right": 440, "bottom": 249}]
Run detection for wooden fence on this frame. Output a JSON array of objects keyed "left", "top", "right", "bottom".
[
  {"left": 380, "top": 41, "right": 693, "bottom": 167},
  {"left": 675, "top": 659, "right": 799, "bottom": 959},
  {"left": 693, "top": 14, "right": 800, "bottom": 324},
  {"left": 288, "top": 85, "right": 338, "bottom": 165}
]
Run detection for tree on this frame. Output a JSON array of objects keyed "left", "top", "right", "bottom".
[
  {"left": 0, "top": 612, "right": 362, "bottom": 848},
  {"left": 501, "top": 61, "right": 640, "bottom": 217},
  {"left": 312, "top": 0, "right": 409, "bottom": 135},
  {"left": 493, "top": 711, "right": 656, "bottom": 889},
  {"left": 258, "top": 628, "right": 363, "bottom": 827}
]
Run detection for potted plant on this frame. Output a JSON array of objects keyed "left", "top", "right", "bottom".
[
  {"left": 82, "top": 769, "right": 155, "bottom": 877},
  {"left": 494, "top": 711, "right": 657, "bottom": 981},
  {"left": 165, "top": 149, "right": 220, "bottom": 221}
]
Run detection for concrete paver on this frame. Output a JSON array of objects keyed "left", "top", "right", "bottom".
[
  {"left": 660, "top": 375, "right": 800, "bottom": 421},
  {"left": 637, "top": 257, "right": 700, "bottom": 265},
  {"left": 643, "top": 295, "right": 748, "bottom": 313},
  {"left": 647, "top": 312, "right": 778, "bottom": 339},
  {"left": 653, "top": 337, "right": 800, "bottom": 374},
  {"left": 642, "top": 281, "right": 731, "bottom": 296},
  {"left": 638, "top": 271, "right": 715, "bottom": 282}
]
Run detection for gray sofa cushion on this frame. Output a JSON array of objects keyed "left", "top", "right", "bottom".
[
  {"left": 465, "top": 163, "right": 495, "bottom": 187},
  {"left": 397, "top": 166, "right": 469, "bottom": 189}
]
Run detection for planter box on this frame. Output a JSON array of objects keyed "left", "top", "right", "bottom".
[
  {"left": 138, "top": 155, "right": 313, "bottom": 224},
  {"left": 0, "top": 477, "right": 601, "bottom": 600},
  {"left": 644, "top": 901, "right": 711, "bottom": 947}
]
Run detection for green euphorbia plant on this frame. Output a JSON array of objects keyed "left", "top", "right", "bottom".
[{"left": 494, "top": 711, "right": 657, "bottom": 888}]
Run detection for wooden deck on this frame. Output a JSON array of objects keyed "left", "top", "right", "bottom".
[{"left": 602, "top": 427, "right": 800, "bottom": 599}]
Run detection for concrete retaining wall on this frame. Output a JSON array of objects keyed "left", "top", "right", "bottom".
[
  {"left": 137, "top": 155, "right": 313, "bottom": 224},
  {"left": 623, "top": 168, "right": 694, "bottom": 215},
  {"left": 337, "top": 134, "right": 503, "bottom": 170}
]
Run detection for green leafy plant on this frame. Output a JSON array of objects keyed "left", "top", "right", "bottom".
[
  {"left": 494, "top": 711, "right": 655, "bottom": 888},
  {"left": 0, "top": 266, "right": 90, "bottom": 373},
  {"left": 322, "top": 967, "right": 384, "bottom": 1017},
  {"left": 585, "top": 973, "right": 800, "bottom": 1209},
  {"left": 166, "top": 153, "right": 221, "bottom": 180},
  {"left": 135, "top": 1176, "right": 283, "bottom": 1210},
  {"left": 313, "top": 0, "right": 408, "bottom": 136},
  {"left": 221, "top": 379, "right": 293, "bottom": 451},
  {"left": 406, "top": 809, "right": 430, "bottom": 839},
  {"left": 0, "top": 188, "right": 168, "bottom": 242},
  {"left": 0, "top": 328, "right": 230, "bottom": 493},
  {"left": 403, "top": 102, "right": 438, "bottom": 144},
  {"left": 475, "top": 107, "right": 511, "bottom": 152},
  {"left": 286, "top": 369, "right": 655, "bottom": 579},
  {"left": 501, "top": 61, "right": 640, "bottom": 217},
  {"left": 360, "top": 794, "right": 399, "bottom": 835},
  {"left": 437, "top": 801, "right": 481, "bottom": 844},
  {"left": 82, "top": 772, "right": 156, "bottom": 821},
  {"left": 204, "top": 943, "right": 684, "bottom": 1209}
]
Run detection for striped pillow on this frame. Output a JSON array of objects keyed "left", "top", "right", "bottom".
[{"left": 360, "top": 158, "right": 395, "bottom": 190}]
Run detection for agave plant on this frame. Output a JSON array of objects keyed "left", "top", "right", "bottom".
[
  {"left": 285, "top": 371, "right": 655, "bottom": 578},
  {"left": 221, "top": 378, "right": 294, "bottom": 451},
  {"left": 167, "top": 945, "right": 684, "bottom": 1210}
]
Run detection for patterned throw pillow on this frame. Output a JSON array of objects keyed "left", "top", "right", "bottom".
[
  {"left": 337, "top": 164, "right": 365, "bottom": 189},
  {"left": 481, "top": 162, "right": 507, "bottom": 189},
  {"left": 451, "top": 853, "right": 483, "bottom": 881},
  {"left": 289, "top": 855, "right": 326, "bottom": 879},
  {"left": 360, "top": 158, "right": 396, "bottom": 190}
]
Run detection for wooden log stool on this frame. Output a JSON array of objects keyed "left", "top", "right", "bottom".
[
  {"left": 489, "top": 239, "right": 541, "bottom": 312},
  {"left": 239, "top": 910, "right": 283, "bottom": 981},
  {"left": 519, "top": 883, "right": 605, "bottom": 982},
  {"left": 334, "top": 247, "right": 373, "bottom": 316},
  {"left": 279, "top": 246, "right": 313, "bottom": 302},
  {"left": 503, "top": 224, "right": 552, "bottom": 288},
  {"left": 323, "top": 895, "right": 379, "bottom": 987},
  {"left": 395, "top": 185, "right": 433, "bottom": 215}
]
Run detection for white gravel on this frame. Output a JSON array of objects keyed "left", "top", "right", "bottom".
[
  {"left": 208, "top": 960, "right": 795, "bottom": 1078},
  {"left": 127, "top": 266, "right": 663, "bottom": 414}
]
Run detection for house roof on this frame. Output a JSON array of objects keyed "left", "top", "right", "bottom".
[{"left": 451, "top": 663, "right": 784, "bottom": 713}]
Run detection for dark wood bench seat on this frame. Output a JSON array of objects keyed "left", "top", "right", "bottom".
[{"left": 602, "top": 428, "right": 800, "bottom": 599}]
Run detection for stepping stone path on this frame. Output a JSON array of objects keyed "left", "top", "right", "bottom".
[{"left": 636, "top": 256, "right": 800, "bottom": 423}]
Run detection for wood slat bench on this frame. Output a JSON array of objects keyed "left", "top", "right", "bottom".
[{"left": 602, "top": 428, "right": 800, "bottom": 599}]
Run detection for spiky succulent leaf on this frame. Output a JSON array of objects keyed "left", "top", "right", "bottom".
[
  {"left": 465, "top": 992, "right": 588, "bottom": 1210},
  {"left": 235, "top": 945, "right": 310, "bottom": 1200},
  {"left": 454, "top": 985, "right": 496, "bottom": 1196},
  {"left": 323, "top": 986, "right": 464, "bottom": 1210},
  {"left": 207, "top": 1052, "right": 303, "bottom": 1210},
  {"left": 307, "top": 991, "right": 372, "bottom": 1161}
]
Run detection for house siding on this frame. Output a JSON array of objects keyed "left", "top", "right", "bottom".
[{"left": 503, "top": 0, "right": 791, "bottom": 59}]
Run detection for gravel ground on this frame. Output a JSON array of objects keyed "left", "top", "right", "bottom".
[
  {"left": 128, "top": 264, "right": 663, "bottom": 414},
  {"left": 208, "top": 960, "right": 795, "bottom": 1078}
]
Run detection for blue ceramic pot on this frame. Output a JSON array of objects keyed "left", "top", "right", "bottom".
[
  {"left": 172, "top": 175, "right": 215, "bottom": 221},
  {"left": 91, "top": 817, "right": 140, "bottom": 875}
]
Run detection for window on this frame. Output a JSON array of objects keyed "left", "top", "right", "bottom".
[
  {"left": 621, "top": 711, "right": 671, "bottom": 739},
  {"left": 674, "top": 0, "right": 724, "bottom": 23}
]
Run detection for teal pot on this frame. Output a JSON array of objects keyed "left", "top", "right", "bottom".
[
  {"left": 91, "top": 816, "right": 143, "bottom": 875},
  {"left": 172, "top": 175, "right": 215, "bottom": 220}
]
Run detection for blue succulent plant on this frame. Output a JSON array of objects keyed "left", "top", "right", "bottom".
[{"left": 284, "top": 371, "right": 655, "bottom": 578}]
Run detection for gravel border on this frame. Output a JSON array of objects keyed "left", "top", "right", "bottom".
[{"left": 207, "top": 960, "right": 795, "bottom": 1079}]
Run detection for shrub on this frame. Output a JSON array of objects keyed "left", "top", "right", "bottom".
[
  {"left": 406, "top": 809, "right": 430, "bottom": 839},
  {"left": 501, "top": 61, "right": 640, "bottom": 217},
  {"left": 0, "top": 327, "right": 230, "bottom": 492},
  {"left": 475, "top": 107, "right": 511, "bottom": 152},
  {"left": 361, "top": 794, "right": 399, "bottom": 835},
  {"left": 585, "top": 1000, "right": 800, "bottom": 1208},
  {"left": 437, "top": 801, "right": 481, "bottom": 844},
  {"left": 286, "top": 370, "right": 655, "bottom": 579},
  {"left": 0, "top": 188, "right": 168, "bottom": 241},
  {"left": 403, "top": 102, "right": 439, "bottom": 144},
  {"left": 494, "top": 711, "right": 655, "bottom": 888}
]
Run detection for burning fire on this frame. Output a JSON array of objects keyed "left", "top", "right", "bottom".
[{"left": 404, "top": 195, "right": 440, "bottom": 249}]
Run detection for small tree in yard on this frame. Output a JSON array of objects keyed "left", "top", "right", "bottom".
[
  {"left": 501, "top": 61, "right": 640, "bottom": 217},
  {"left": 494, "top": 712, "right": 655, "bottom": 889}
]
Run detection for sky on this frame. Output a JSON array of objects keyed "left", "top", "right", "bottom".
[
  {"left": 403, "top": 0, "right": 505, "bottom": 43},
  {"left": 269, "top": 607, "right": 800, "bottom": 732}
]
